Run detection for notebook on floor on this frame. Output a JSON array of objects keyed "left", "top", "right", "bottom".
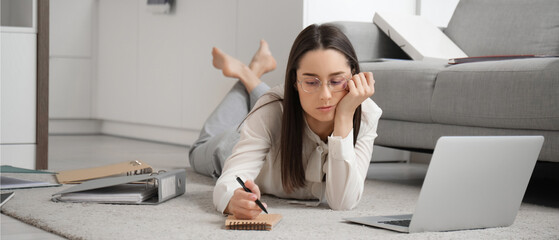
[{"left": 345, "top": 136, "right": 544, "bottom": 233}]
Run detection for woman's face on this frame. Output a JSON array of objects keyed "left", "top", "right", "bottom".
[{"left": 296, "top": 49, "right": 351, "bottom": 130}]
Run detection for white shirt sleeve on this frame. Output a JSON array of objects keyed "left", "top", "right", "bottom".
[
  {"left": 212, "top": 100, "right": 280, "bottom": 213},
  {"left": 324, "top": 100, "right": 382, "bottom": 210}
]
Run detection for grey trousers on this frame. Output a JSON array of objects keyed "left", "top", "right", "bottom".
[{"left": 189, "top": 81, "right": 270, "bottom": 179}]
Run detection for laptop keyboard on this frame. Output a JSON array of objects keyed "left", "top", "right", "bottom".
[{"left": 380, "top": 219, "right": 411, "bottom": 227}]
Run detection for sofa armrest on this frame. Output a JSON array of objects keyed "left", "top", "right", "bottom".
[{"left": 328, "top": 21, "right": 409, "bottom": 62}]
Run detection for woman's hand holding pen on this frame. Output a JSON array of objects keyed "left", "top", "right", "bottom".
[{"left": 225, "top": 179, "right": 267, "bottom": 219}]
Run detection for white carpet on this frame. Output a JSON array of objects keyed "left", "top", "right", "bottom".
[{"left": 1, "top": 168, "right": 558, "bottom": 240}]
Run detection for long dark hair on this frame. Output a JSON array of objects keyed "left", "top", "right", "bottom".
[{"left": 281, "top": 24, "right": 362, "bottom": 193}]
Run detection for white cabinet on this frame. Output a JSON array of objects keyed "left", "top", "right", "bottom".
[
  {"left": 49, "top": 0, "right": 94, "bottom": 119},
  {"left": 92, "top": 0, "right": 306, "bottom": 145},
  {"left": 0, "top": 0, "right": 37, "bottom": 169}
]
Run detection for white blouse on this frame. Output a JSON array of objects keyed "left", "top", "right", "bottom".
[{"left": 213, "top": 85, "right": 383, "bottom": 213}]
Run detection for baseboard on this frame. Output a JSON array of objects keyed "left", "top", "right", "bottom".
[
  {"left": 48, "top": 119, "right": 200, "bottom": 147},
  {"left": 100, "top": 120, "right": 199, "bottom": 146},
  {"left": 49, "top": 119, "right": 102, "bottom": 134}
]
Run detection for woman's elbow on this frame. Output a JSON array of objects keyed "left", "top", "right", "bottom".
[{"left": 327, "top": 196, "right": 360, "bottom": 210}]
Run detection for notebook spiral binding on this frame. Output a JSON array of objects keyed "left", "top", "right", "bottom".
[{"left": 226, "top": 222, "right": 268, "bottom": 230}]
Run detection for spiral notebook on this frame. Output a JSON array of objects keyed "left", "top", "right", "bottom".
[{"left": 225, "top": 214, "right": 282, "bottom": 231}]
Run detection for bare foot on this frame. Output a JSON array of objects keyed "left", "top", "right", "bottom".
[
  {"left": 211, "top": 47, "right": 262, "bottom": 93},
  {"left": 248, "top": 40, "right": 277, "bottom": 78},
  {"left": 212, "top": 47, "right": 246, "bottom": 79}
]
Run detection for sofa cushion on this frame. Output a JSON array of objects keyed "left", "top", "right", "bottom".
[
  {"left": 444, "top": 0, "right": 559, "bottom": 56},
  {"left": 431, "top": 58, "right": 559, "bottom": 131},
  {"left": 361, "top": 60, "right": 448, "bottom": 123}
]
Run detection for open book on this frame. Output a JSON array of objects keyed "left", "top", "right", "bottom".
[
  {"left": 373, "top": 12, "right": 467, "bottom": 61},
  {"left": 225, "top": 214, "right": 283, "bottom": 231}
]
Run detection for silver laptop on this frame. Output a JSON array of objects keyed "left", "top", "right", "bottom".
[{"left": 345, "top": 136, "right": 544, "bottom": 233}]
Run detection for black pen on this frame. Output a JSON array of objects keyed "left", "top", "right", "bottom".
[{"left": 236, "top": 176, "right": 268, "bottom": 214}]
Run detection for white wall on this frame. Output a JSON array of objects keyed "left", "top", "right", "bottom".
[
  {"left": 304, "top": 0, "right": 458, "bottom": 28},
  {"left": 420, "top": 0, "right": 460, "bottom": 27},
  {"left": 304, "top": 0, "right": 417, "bottom": 26}
]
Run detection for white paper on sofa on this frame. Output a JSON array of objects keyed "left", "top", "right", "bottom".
[{"left": 373, "top": 12, "right": 468, "bottom": 61}]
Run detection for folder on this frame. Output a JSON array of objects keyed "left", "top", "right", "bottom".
[
  {"left": 55, "top": 160, "right": 153, "bottom": 184},
  {"left": 1, "top": 165, "right": 56, "bottom": 174},
  {"left": 52, "top": 169, "right": 186, "bottom": 205},
  {"left": 1, "top": 176, "right": 61, "bottom": 190}
]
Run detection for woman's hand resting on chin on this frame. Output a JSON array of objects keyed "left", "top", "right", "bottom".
[
  {"left": 338, "top": 72, "right": 375, "bottom": 116},
  {"left": 332, "top": 72, "right": 375, "bottom": 138}
]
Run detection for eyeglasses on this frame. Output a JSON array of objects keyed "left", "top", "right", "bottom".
[{"left": 297, "top": 75, "right": 349, "bottom": 93}]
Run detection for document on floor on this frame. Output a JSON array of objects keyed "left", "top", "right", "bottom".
[{"left": 0, "top": 176, "right": 61, "bottom": 190}]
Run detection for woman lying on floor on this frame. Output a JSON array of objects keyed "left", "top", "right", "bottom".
[{"left": 189, "top": 24, "right": 382, "bottom": 219}]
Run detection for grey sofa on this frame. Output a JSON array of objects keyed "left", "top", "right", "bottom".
[{"left": 331, "top": 0, "right": 559, "bottom": 162}]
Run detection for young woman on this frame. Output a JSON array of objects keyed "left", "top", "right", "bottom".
[{"left": 189, "top": 24, "right": 382, "bottom": 219}]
